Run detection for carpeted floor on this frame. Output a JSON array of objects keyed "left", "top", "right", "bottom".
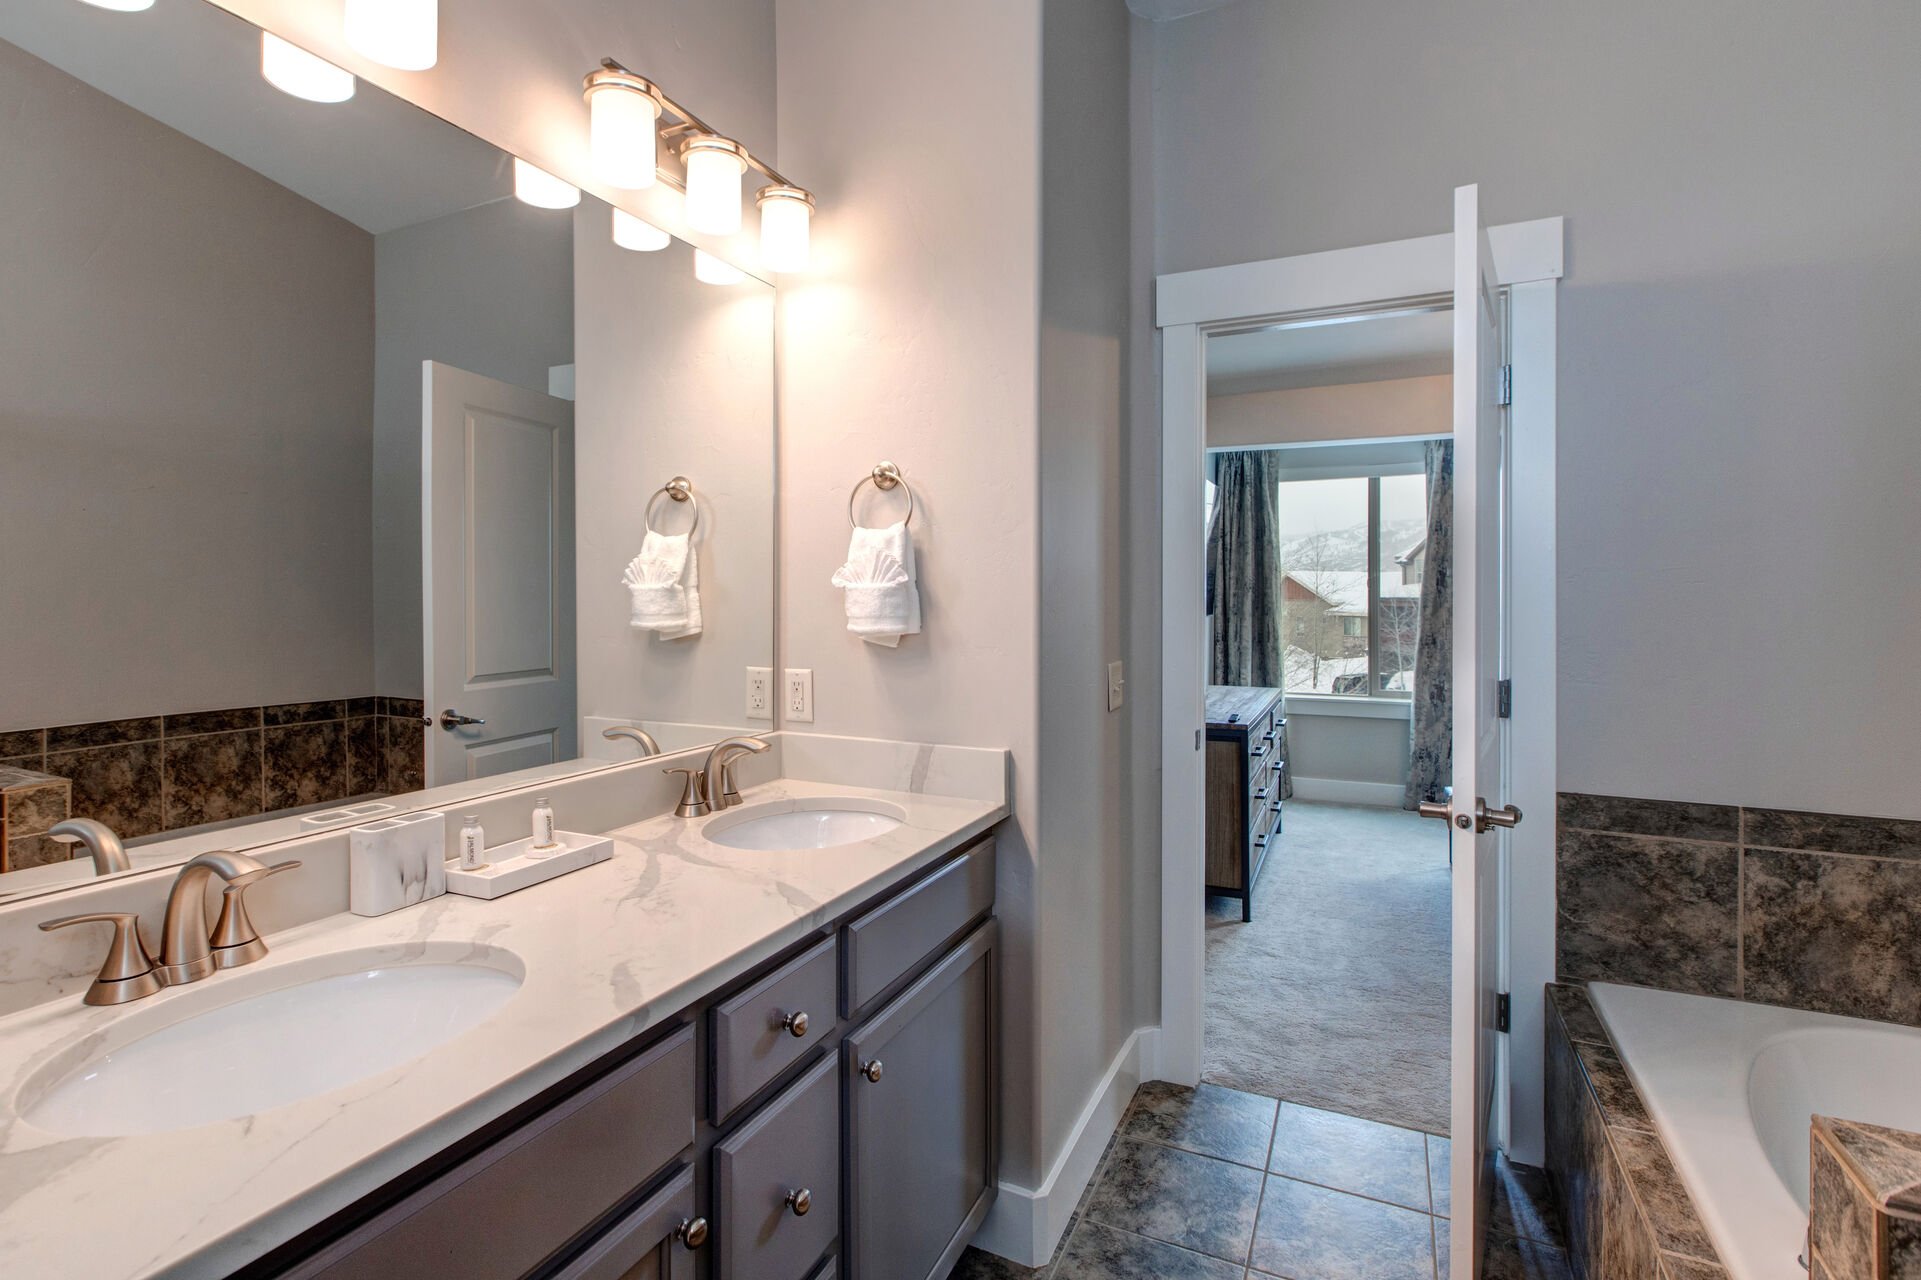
[{"left": 1204, "top": 800, "right": 1452, "bottom": 1135}]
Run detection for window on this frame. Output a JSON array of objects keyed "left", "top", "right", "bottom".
[{"left": 1274, "top": 465, "right": 1429, "bottom": 698}]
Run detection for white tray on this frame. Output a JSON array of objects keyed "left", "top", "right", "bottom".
[{"left": 445, "top": 830, "right": 614, "bottom": 899}]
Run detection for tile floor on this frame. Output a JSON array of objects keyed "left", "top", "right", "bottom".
[{"left": 948, "top": 1081, "right": 1574, "bottom": 1280}]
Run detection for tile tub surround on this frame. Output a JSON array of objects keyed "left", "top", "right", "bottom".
[
  {"left": 1543, "top": 984, "right": 1729, "bottom": 1280},
  {"left": 2, "top": 698, "right": 425, "bottom": 841},
  {"left": 0, "top": 761, "right": 1008, "bottom": 1280},
  {"left": 0, "top": 766, "right": 72, "bottom": 871},
  {"left": 1810, "top": 1117, "right": 1921, "bottom": 1280},
  {"left": 1556, "top": 792, "right": 1921, "bottom": 1026}
]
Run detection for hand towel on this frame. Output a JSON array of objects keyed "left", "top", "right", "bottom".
[
  {"left": 622, "top": 530, "right": 702, "bottom": 640},
  {"left": 832, "top": 520, "right": 920, "bottom": 647}
]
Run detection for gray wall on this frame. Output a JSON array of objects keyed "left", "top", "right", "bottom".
[
  {"left": 1287, "top": 713, "right": 1411, "bottom": 792},
  {"left": 1147, "top": 0, "right": 1921, "bottom": 818},
  {"left": 371, "top": 198, "right": 574, "bottom": 698},
  {"left": 0, "top": 38, "right": 374, "bottom": 729}
]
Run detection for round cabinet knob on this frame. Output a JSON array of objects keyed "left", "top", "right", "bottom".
[
  {"left": 678, "top": 1217, "right": 710, "bottom": 1250},
  {"left": 859, "top": 1058, "right": 884, "bottom": 1084},
  {"left": 786, "top": 1187, "right": 813, "bottom": 1217},
  {"left": 781, "top": 1010, "right": 810, "bottom": 1038}
]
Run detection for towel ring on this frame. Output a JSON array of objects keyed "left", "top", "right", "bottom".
[
  {"left": 645, "top": 476, "right": 700, "bottom": 536},
  {"left": 848, "top": 461, "right": 915, "bottom": 529}
]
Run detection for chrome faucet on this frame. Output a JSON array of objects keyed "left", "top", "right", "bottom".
[
  {"left": 47, "top": 818, "right": 131, "bottom": 875},
  {"left": 156, "top": 851, "right": 298, "bottom": 985},
  {"left": 603, "top": 725, "right": 664, "bottom": 757},
  {"left": 703, "top": 736, "right": 771, "bottom": 811}
]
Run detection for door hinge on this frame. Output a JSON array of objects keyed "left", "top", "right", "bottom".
[
  {"left": 1495, "top": 992, "right": 1512, "bottom": 1034},
  {"left": 1497, "top": 364, "right": 1513, "bottom": 407},
  {"left": 1497, "top": 678, "right": 1512, "bottom": 719}
]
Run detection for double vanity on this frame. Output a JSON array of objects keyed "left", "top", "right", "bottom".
[{"left": 0, "top": 741, "right": 1009, "bottom": 1280}]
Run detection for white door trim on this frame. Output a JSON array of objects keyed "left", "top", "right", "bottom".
[{"left": 1153, "top": 224, "right": 1563, "bottom": 1156}]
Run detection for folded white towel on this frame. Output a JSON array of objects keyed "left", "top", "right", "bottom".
[
  {"left": 832, "top": 521, "right": 920, "bottom": 647},
  {"left": 622, "top": 530, "right": 702, "bottom": 640}
]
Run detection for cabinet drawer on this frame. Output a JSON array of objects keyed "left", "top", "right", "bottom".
[
  {"left": 712, "top": 936, "right": 837, "bottom": 1121},
  {"left": 714, "top": 1055, "right": 841, "bottom": 1280},
  {"left": 282, "top": 1027, "right": 695, "bottom": 1280},
  {"left": 549, "top": 1165, "right": 699, "bottom": 1280},
  {"left": 843, "top": 839, "right": 994, "bottom": 1016}
]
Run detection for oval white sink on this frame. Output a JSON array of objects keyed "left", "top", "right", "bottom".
[
  {"left": 21, "top": 947, "right": 523, "bottom": 1137},
  {"left": 706, "top": 799, "right": 906, "bottom": 851}
]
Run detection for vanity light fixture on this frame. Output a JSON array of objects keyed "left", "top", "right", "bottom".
[
  {"left": 756, "top": 185, "right": 814, "bottom": 273},
  {"left": 693, "top": 249, "right": 746, "bottom": 286},
  {"left": 513, "top": 158, "right": 580, "bottom": 210},
  {"left": 75, "top": 0, "right": 155, "bottom": 9},
  {"left": 680, "top": 136, "right": 748, "bottom": 236},
  {"left": 613, "top": 208, "right": 670, "bottom": 252},
  {"left": 344, "top": 0, "right": 437, "bottom": 72},
  {"left": 582, "top": 68, "right": 663, "bottom": 190},
  {"left": 261, "top": 33, "right": 355, "bottom": 104}
]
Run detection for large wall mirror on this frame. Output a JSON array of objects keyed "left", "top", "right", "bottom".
[{"left": 0, "top": 0, "right": 775, "bottom": 900}]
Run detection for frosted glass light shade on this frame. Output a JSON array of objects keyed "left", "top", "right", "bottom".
[
  {"left": 756, "top": 186, "right": 813, "bottom": 273},
  {"left": 77, "top": 0, "right": 155, "bottom": 9},
  {"left": 681, "top": 138, "right": 747, "bottom": 236},
  {"left": 513, "top": 159, "right": 580, "bottom": 210},
  {"left": 344, "top": 0, "right": 437, "bottom": 72},
  {"left": 261, "top": 34, "right": 355, "bottom": 104},
  {"left": 612, "top": 209, "right": 669, "bottom": 252},
  {"left": 587, "top": 82, "right": 660, "bottom": 190},
  {"left": 693, "top": 250, "right": 745, "bottom": 286}
]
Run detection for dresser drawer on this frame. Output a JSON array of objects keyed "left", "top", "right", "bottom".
[
  {"left": 714, "top": 1055, "right": 841, "bottom": 1280},
  {"left": 713, "top": 936, "right": 837, "bottom": 1121},
  {"left": 842, "top": 838, "right": 995, "bottom": 1016},
  {"left": 284, "top": 1027, "right": 695, "bottom": 1280}
]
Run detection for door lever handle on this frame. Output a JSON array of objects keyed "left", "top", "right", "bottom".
[
  {"left": 1477, "top": 800, "right": 1523, "bottom": 831},
  {"left": 438, "top": 709, "right": 486, "bottom": 730},
  {"left": 1416, "top": 801, "right": 1452, "bottom": 823}
]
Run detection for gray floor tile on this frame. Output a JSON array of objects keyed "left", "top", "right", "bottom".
[
  {"left": 946, "top": 1245, "right": 1050, "bottom": 1279},
  {"left": 1121, "top": 1080, "right": 1279, "bottom": 1168},
  {"left": 1081, "top": 1137, "right": 1264, "bottom": 1263},
  {"left": 1269, "top": 1102, "right": 1434, "bottom": 1211},
  {"left": 1052, "top": 1221, "right": 1245, "bottom": 1280},
  {"left": 1490, "top": 1156, "right": 1563, "bottom": 1246},
  {"left": 1250, "top": 1176, "right": 1437, "bottom": 1280},
  {"left": 1436, "top": 1214, "right": 1450, "bottom": 1279},
  {"left": 1429, "top": 1135, "right": 1453, "bottom": 1219}
]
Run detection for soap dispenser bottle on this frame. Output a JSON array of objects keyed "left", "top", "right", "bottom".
[{"left": 530, "top": 796, "right": 558, "bottom": 854}]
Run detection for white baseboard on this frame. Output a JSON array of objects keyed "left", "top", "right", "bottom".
[
  {"left": 1289, "top": 776, "right": 1406, "bottom": 807},
  {"left": 970, "top": 1026, "right": 1160, "bottom": 1267}
]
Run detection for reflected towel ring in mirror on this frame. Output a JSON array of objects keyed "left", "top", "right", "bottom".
[
  {"left": 849, "top": 461, "right": 915, "bottom": 529},
  {"left": 646, "top": 476, "right": 700, "bottom": 536}
]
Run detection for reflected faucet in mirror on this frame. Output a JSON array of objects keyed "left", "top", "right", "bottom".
[
  {"left": 47, "top": 819, "right": 131, "bottom": 875},
  {"left": 603, "top": 726, "right": 663, "bottom": 757}
]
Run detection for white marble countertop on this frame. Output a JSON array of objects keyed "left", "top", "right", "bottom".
[{"left": 0, "top": 778, "right": 1005, "bottom": 1280}]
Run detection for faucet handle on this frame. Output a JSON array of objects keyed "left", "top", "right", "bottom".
[
  {"left": 664, "top": 768, "right": 711, "bottom": 818},
  {"left": 210, "top": 860, "right": 299, "bottom": 970},
  {"left": 39, "top": 912, "right": 163, "bottom": 1006}
]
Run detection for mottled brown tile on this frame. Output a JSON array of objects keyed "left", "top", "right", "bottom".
[
  {"left": 380, "top": 696, "right": 425, "bottom": 720},
  {"left": 1121, "top": 1080, "right": 1277, "bottom": 1168},
  {"left": 47, "top": 717, "right": 161, "bottom": 751},
  {"left": 1820, "top": 1118, "right": 1921, "bottom": 1214},
  {"left": 1596, "top": 1127, "right": 1660, "bottom": 1280},
  {"left": 1250, "top": 1176, "right": 1434, "bottom": 1280},
  {"left": 8, "top": 834, "right": 72, "bottom": 871},
  {"left": 0, "top": 728, "right": 45, "bottom": 760},
  {"left": 1557, "top": 830, "right": 1739, "bottom": 996},
  {"left": 345, "top": 696, "right": 378, "bottom": 718},
  {"left": 1890, "top": 1216, "right": 1921, "bottom": 1279},
  {"left": 1545, "top": 1016, "right": 1600, "bottom": 1280},
  {"left": 163, "top": 730, "right": 263, "bottom": 829},
  {"left": 1547, "top": 983, "right": 1612, "bottom": 1047},
  {"left": 1660, "top": 1255, "right": 1730, "bottom": 1280},
  {"left": 1744, "top": 848, "right": 1921, "bottom": 1025},
  {"left": 1081, "top": 1139, "right": 1263, "bottom": 1262},
  {"left": 1491, "top": 1156, "right": 1564, "bottom": 1247},
  {"left": 43, "top": 741, "right": 164, "bottom": 838},
  {"left": 1482, "top": 1229, "right": 1574, "bottom": 1280},
  {"left": 1, "top": 778, "right": 70, "bottom": 836},
  {"left": 346, "top": 717, "right": 381, "bottom": 794},
  {"left": 1558, "top": 793, "right": 1739, "bottom": 844},
  {"left": 1811, "top": 1129, "right": 1880, "bottom": 1280},
  {"left": 1573, "top": 1041, "right": 1655, "bottom": 1133},
  {"left": 380, "top": 717, "right": 425, "bottom": 795},
  {"left": 165, "top": 706, "right": 262, "bottom": 737},
  {"left": 264, "top": 700, "right": 346, "bottom": 727},
  {"left": 1606, "top": 1126, "right": 1717, "bottom": 1262},
  {"left": 1747, "top": 808, "right": 1921, "bottom": 861},
  {"left": 1270, "top": 1102, "right": 1432, "bottom": 1212},
  {"left": 265, "top": 722, "right": 348, "bottom": 811}
]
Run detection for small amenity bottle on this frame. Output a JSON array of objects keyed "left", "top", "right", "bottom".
[
  {"left": 459, "top": 815, "right": 488, "bottom": 871},
  {"left": 530, "top": 796, "right": 558, "bottom": 854}
]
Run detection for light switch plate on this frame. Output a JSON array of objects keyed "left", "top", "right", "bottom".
[
  {"left": 745, "top": 667, "right": 773, "bottom": 721},
  {"left": 1107, "top": 660, "right": 1125, "bottom": 712},
  {"left": 785, "top": 668, "right": 815, "bottom": 723}
]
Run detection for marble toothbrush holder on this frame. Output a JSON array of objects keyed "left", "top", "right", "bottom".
[{"left": 349, "top": 810, "right": 449, "bottom": 916}]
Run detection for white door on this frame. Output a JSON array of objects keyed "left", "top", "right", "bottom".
[
  {"left": 1446, "top": 183, "right": 1520, "bottom": 1279},
  {"left": 422, "top": 360, "right": 578, "bottom": 786}
]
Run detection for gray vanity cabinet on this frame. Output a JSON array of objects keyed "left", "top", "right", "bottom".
[
  {"left": 714, "top": 1055, "right": 840, "bottom": 1280},
  {"left": 843, "top": 920, "right": 999, "bottom": 1280}
]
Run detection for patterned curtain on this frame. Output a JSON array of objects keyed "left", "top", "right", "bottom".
[
  {"left": 1207, "top": 449, "right": 1291, "bottom": 798},
  {"left": 1404, "top": 440, "right": 1454, "bottom": 809}
]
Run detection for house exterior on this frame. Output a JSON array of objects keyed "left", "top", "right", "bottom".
[{"left": 1281, "top": 569, "right": 1420, "bottom": 693}]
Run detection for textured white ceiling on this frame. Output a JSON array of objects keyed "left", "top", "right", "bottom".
[{"left": 1207, "top": 309, "right": 1454, "bottom": 395}]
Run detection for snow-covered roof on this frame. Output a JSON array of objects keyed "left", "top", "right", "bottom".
[{"left": 1283, "top": 569, "right": 1419, "bottom": 613}]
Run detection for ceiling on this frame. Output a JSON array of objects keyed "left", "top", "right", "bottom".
[
  {"left": 2, "top": 0, "right": 510, "bottom": 234},
  {"left": 1206, "top": 308, "right": 1453, "bottom": 396},
  {"left": 1125, "top": 0, "right": 1245, "bottom": 19}
]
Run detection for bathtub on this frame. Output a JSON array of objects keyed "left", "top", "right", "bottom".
[{"left": 1588, "top": 982, "right": 1921, "bottom": 1280}]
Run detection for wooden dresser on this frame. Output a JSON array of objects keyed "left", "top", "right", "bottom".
[{"left": 1205, "top": 685, "right": 1284, "bottom": 922}]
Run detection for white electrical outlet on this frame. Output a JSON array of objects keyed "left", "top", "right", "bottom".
[
  {"left": 1107, "top": 660, "right": 1125, "bottom": 712},
  {"left": 745, "top": 667, "right": 773, "bottom": 721},
  {"left": 785, "top": 668, "right": 814, "bottom": 723}
]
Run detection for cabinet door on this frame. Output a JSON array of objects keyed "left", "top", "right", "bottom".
[
  {"left": 549, "top": 1166, "right": 702, "bottom": 1280},
  {"left": 844, "top": 921, "right": 997, "bottom": 1280}
]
